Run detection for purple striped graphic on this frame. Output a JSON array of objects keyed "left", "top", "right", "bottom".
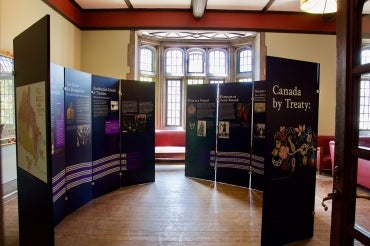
[
  {"left": 65, "top": 163, "right": 92, "bottom": 190},
  {"left": 210, "top": 151, "right": 264, "bottom": 174},
  {"left": 92, "top": 154, "right": 121, "bottom": 180}
]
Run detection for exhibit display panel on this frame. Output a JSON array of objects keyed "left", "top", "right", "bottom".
[
  {"left": 261, "top": 56, "right": 319, "bottom": 245},
  {"left": 91, "top": 75, "right": 121, "bottom": 198},
  {"left": 120, "top": 80, "right": 155, "bottom": 186},
  {"left": 64, "top": 68, "right": 93, "bottom": 213},
  {"left": 14, "top": 15, "right": 54, "bottom": 245},
  {"left": 185, "top": 57, "right": 319, "bottom": 246},
  {"left": 185, "top": 84, "right": 217, "bottom": 181},
  {"left": 14, "top": 16, "right": 156, "bottom": 245},
  {"left": 185, "top": 82, "right": 265, "bottom": 189},
  {"left": 251, "top": 81, "right": 267, "bottom": 191},
  {"left": 50, "top": 63, "right": 67, "bottom": 226},
  {"left": 216, "top": 82, "right": 253, "bottom": 187}
]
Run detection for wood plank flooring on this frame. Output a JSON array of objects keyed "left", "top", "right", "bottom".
[{"left": 3, "top": 164, "right": 336, "bottom": 245}]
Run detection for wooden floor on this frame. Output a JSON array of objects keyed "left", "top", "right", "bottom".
[{"left": 3, "top": 164, "right": 336, "bottom": 245}]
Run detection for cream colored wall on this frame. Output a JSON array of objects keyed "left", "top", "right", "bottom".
[
  {"left": 81, "top": 31, "right": 336, "bottom": 134},
  {"left": 0, "top": 0, "right": 82, "bottom": 186},
  {"left": 266, "top": 33, "right": 336, "bottom": 136},
  {"left": 0, "top": 0, "right": 81, "bottom": 69},
  {"left": 81, "top": 31, "right": 131, "bottom": 79}
]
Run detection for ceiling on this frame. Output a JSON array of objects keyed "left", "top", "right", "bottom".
[
  {"left": 72, "top": 0, "right": 370, "bottom": 14},
  {"left": 51, "top": 0, "right": 370, "bottom": 35},
  {"left": 71, "top": 0, "right": 312, "bottom": 40},
  {"left": 72, "top": 0, "right": 304, "bottom": 13},
  {"left": 44, "top": 0, "right": 370, "bottom": 36}
]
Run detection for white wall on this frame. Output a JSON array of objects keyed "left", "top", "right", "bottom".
[{"left": 266, "top": 33, "right": 336, "bottom": 136}]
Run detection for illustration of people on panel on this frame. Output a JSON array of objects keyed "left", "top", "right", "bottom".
[
  {"left": 197, "top": 120, "right": 206, "bottom": 137},
  {"left": 76, "top": 124, "right": 90, "bottom": 147},
  {"left": 237, "top": 103, "right": 249, "bottom": 127},
  {"left": 218, "top": 121, "right": 230, "bottom": 139}
]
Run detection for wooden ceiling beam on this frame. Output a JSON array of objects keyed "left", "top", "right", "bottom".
[
  {"left": 43, "top": 0, "right": 336, "bottom": 34},
  {"left": 81, "top": 10, "right": 336, "bottom": 34}
]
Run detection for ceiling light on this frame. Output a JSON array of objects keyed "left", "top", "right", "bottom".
[
  {"left": 191, "top": 0, "right": 207, "bottom": 19},
  {"left": 300, "top": 0, "right": 337, "bottom": 14}
]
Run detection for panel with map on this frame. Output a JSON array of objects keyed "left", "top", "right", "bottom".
[{"left": 16, "top": 81, "right": 47, "bottom": 183}]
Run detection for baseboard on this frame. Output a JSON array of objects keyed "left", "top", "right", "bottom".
[{"left": 2, "top": 179, "right": 17, "bottom": 199}]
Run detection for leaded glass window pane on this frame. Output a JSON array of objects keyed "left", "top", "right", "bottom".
[
  {"left": 166, "top": 49, "right": 183, "bottom": 75},
  {"left": 209, "top": 50, "right": 226, "bottom": 75}
]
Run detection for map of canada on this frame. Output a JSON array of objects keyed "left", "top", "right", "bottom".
[{"left": 16, "top": 81, "right": 47, "bottom": 183}]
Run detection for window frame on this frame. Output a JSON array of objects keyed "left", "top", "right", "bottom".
[
  {"left": 0, "top": 54, "right": 16, "bottom": 144},
  {"left": 164, "top": 48, "right": 185, "bottom": 76},
  {"left": 137, "top": 36, "right": 258, "bottom": 130},
  {"left": 208, "top": 48, "right": 228, "bottom": 77},
  {"left": 165, "top": 78, "right": 183, "bottom": 127},
  {"left": 359, "top": 45, "right": 370, "bottom": 131},
  {"left": 236, "top": 46, "right": 254, "bottom": 82},
  {"left": 139, "top": 45, "right": 157, "bottom": 82},
  {"left": 186, "top": 48, "right": 206, "bottom": 76}
]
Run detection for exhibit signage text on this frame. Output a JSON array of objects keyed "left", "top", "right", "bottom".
[{"left": 271, "top": 84, "right": 311, "bottom": 111}]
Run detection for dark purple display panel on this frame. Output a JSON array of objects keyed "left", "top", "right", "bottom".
[
  {"left": 251, "top": 81, "right": 267, "bottom": 191},
  {"left": 64, "top": 68, "right": 93, "bottom": 213},
  {"left": 216, "top": 82, "right": 253, "bottom": 187},
  {"left": 185, "top": 84, "right": 217, "bottom": 181},
  {"left": 91, "top": 75, "right": 121, "bottom": 198},
  {"left": 261, "top": 56, "right": 319, "bottom": 245},
  {"left": 120, "top": 80, "right": 155, "bottom": 186},
  {"left": 50, "top": 63, "right": 67, "bottom": 226},
  {"left": 14, "top": 15, "right": 54, "bottom": 245}
]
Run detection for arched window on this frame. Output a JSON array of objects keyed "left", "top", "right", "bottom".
[
  {"left": 138, "top": 34, "right": 258, "bottom": 129},
  {"left": 165, "top": 48, "right": 184, "bottom": 75},
  {"left": 186, "top": 48, "right": 205, "bottom": 85},
  {"left": 236, "top": 46, "right": 253, "bottom": 82},
  {"left": 208, "top": 49, "right": 227, "bottom": 76},
  {"left": 139, "top": 46, "right": 156, "bottom": 82},
  {"left": 187, "top": 49, "right": 205, "bottom": 74}
]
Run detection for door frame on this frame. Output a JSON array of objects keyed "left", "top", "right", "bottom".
[{"left": 332, "top": 0, "right": 370, "bottom": 245}]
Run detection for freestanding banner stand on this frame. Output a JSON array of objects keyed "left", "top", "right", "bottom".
[
  {"left": 14, "top": 15, "right": 54, "bottom": 245},
  {"left": 120, "top": 80, "right": 155, "bottom": 186},
  {"left": 185, "top": 84, "right": 217, "bottom": 181},
  {"left": 251, "top": 81, "right": 267, "bottom": 191},
  {"left": 91, "top": 75, "right": 121, "bottom": 198},
  {"left": 216, "top": 83, "right": 253, "bottom": 188},
  {"left": 14, "top": 16, "right": 157, "bottom": 245},
  {"left": 64, "top": 68, "right": 93, "bottom": 213},
  {"left": 185, "top": 83, "right": 265, "bottom": 190},
  {"left": 261, "top": 56, "right": 319, "bottom": 245},
  {"left": 50, "top": 63, "right": 67, "bottom": 226}
]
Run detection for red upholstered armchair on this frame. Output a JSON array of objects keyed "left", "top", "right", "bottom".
[
  {"left": 316, "top": 136, "right": 335, "bottom": 174},
  {"left": 329, "top": 140, "right": 370, "bottom": 189}
]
